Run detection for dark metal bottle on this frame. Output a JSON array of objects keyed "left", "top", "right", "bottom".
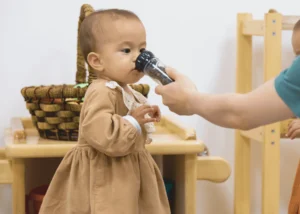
[{"left": 135, "top": 50, "right": 174, "bottom": 85}]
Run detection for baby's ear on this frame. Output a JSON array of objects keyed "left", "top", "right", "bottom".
[{"left": 87, "top": 52, "right": 104, "bottom": 72}]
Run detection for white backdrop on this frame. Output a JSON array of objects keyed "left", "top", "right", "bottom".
[{"left": 1, "top": 0, "right": 300, "bottom": 213}]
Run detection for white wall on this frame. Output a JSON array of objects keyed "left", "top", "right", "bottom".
[{"left": 1, "top": 0, "right": 300, "bottom": 213}]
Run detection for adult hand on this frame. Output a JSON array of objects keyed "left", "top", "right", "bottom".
[{"left": 155, "top": 67, "right": 197, "bottom": 115}]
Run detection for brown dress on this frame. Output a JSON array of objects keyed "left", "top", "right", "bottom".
[{"left": 39, "top": 79, "right": 171, "bottom": 214}]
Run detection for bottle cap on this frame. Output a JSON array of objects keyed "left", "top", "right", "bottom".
[{"left": 135, "top": 50, "right": 155, "bottom": 72}]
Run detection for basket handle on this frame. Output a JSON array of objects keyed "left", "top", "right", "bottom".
[{"left": 75, "top": 4, "right": 97, "bottom": 84}]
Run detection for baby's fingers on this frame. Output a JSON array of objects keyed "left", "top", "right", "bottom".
[
  {"left": 149, "top": 106, "right": 161, "bottom": 121},
  {"left": 136, "top": 104, "right": 151, "bottom": 111},
  {"left": 289, "top": 129, "right": 300, "bottom": 140},
  {"left": 288, "top": 119, "right": 300, "bottom": 129},
  {"left": 139, "top": 107, "right": 154, "bottom": 117},
  {"left": 141, "top": 117, "right": 156, "bottom": 124},
  {"left": 287, "top": 123, "right": 300, "bottom": 138}
]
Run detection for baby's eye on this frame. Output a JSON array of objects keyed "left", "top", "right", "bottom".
[{"left": 121, "top": 48, "right": 131, "bottom": 53}]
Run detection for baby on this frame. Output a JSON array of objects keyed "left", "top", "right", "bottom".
[
  {"left": 39, "top": 8, "right": 171, "bottom": 214},
  {"left": 285, "top": 20, "right": 300, "bottom": 140},
  {"left": 292, "top": 19, "right": 300, "bottom": 56}
]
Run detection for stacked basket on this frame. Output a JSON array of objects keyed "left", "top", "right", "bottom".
[{"left": 20, "top": 4, "right": 150, "bottom": 141}]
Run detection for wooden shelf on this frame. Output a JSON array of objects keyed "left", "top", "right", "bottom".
[
  {"left": 235, "top": 10, "right": 300, "bottom": 214},
  {"left": 243, "top": 15, "right": 300, "bottom": 36},
  {"left": 239, "top": 119, "right": 297, "bottom": 142},
  {"left": 1, "top": 116, "right": 231, "bottom": 214},
  {"left": 4, "top": 116, "right": 205, "bottom": 158}
]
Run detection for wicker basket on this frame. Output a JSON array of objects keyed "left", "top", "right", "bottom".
[{"left": 20, "top": 4, "right": 150, "bottom": 141}]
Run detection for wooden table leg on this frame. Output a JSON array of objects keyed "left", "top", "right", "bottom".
[
  {"left": 163, "top": 154, "right": 197, "bottom": 214},
  {"left": 262, "top": 124, "right": 280, "bottom": 214},
  {"left": 234, "top": 131, "right": 251, "bottom": 214},
  {"left": 12, "top": 158, "right": 25, "bottom": 214},
  {"left": 182, "top": 154, "right": 197, "bottom": 214}
]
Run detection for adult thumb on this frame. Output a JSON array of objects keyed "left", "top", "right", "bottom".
[{"left": 165, "top": 67, "right": 179, "bottom": 80}]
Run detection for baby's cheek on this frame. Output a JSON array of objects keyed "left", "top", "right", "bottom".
[{"left": 292, "top": 31, "right": 300, "bottom": 54}]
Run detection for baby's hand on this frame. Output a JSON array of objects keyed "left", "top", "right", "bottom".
[
  {"left": 130, "top": 105, "right": 157, "bottom": 125},
  {"left": 287, "top": 119, "right": 300, "bottom": 139},
  {"left": 148, "top": 105, "right": 161, "bottom": 122}
]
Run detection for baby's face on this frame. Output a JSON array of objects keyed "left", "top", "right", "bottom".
[
  {"left": 96, "top": 18, "right": 146, "bottom": 85},
  {"left": 292, "top": 29, "right": 300, "bottom": 55}
]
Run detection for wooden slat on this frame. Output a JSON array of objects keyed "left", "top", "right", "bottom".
[
  {"left": 234, "top": 13, "right": 253, "bottom": 214},
  {"left": 161, "top": 116, "right": 197, "bottom": 140},
  {"left": 261, "top": 12, "right": 282, "bottom": 214},
  {"left": 196, "top": 156, "right": 231, "bottom": 183},
  {"left": 12, "top": 159, "right": 25, "bottom": 214},
  {"left": 183, "top": 155, "right": 197, "bottom": 214},
  {"left": 243, "top": 15, "right": 300, "bottom": 36},
  {"left": 282, "top": 15, "right": 300, "bottom": 30},
  {"left": 0, "top": 160, "right": 12, "bottom": 184},
  {"left": 240, "top": 127, "right": 264, "bottom": 142},
  {"left": 5, "top": 140, "right": 204, "bottom": 158},
  {"left": 243, "top": 20, "right": 264, "bottom": 36}
]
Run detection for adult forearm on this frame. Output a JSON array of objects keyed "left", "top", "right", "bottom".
[
  {"left": 188, "top": 91, "right": 249, "bottom": 130},
  {"left": 156, "top": 68, "right": 295, "bottom": 129},
  {"left": 187, "top": 79, "right": 294, "bottom": 130}
]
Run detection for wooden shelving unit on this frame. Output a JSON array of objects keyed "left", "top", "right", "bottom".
[
  {"left": 1, "top": 116, "right": 231, "bottom": 214},
  {"left": 234, "top": 9, "right": 300, "bottom": 214}
]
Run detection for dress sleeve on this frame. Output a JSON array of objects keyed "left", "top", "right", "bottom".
[
  {"left": 275, "top": 56, "right": 300, "bottom": 117},
  {"left": 80, "top": 87, "right": 140, "bottom": 157}
]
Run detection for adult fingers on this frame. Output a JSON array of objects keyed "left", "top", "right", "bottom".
[{"left": 164, "top": 67, "right": 180, "bottom": 80}]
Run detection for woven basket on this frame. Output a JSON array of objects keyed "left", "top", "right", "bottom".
[{"left": 20, "top": 4, "right": 150, "bottom": 141}]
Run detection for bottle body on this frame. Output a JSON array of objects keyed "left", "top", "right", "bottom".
[
  {"left": 135, "top": 50, "right": 174, "bottom": 85},
  {"left": 143, "top": 58, "right": 173, "bottom": 85}
]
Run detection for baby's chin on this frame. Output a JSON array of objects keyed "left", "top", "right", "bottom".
[
  {"left": 132, "top": 69, "right": 144, "bottom": 77},
  {"left": 126, "top": 73, "right": 145, "bottom": 84}
]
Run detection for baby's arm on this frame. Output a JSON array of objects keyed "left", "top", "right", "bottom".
[{"left": 80, "top": 88, "right": 153, "bottom": 157}]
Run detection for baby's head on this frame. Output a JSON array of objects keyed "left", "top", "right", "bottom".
[
  {"left": 292, "top": 20, "right": 300, "bottom": 56},
  {"left": 79, "top": 9, "right": 146, "bottom": 86}
]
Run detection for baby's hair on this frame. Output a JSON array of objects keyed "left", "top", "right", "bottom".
[
  {"left": 293, "top": 19, "right": 300, "bottom": 31},
  {"left": 79, "top": 9, "right": 141, "bottom": 61}
]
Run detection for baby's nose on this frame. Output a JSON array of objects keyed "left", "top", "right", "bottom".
[{"left": 133, "top": 54, "right": 139, "bottom": 62}]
